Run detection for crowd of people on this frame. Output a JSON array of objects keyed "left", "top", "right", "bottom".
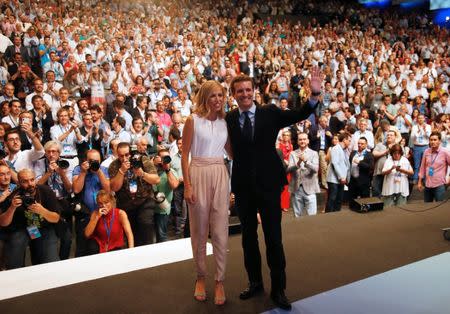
[{"left": 0, "top": 0, "right": 448, "bottom": 282}]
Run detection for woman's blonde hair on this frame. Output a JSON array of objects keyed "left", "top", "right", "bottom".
[
  {"left": 96, "top": 190, "right": 117, "bottom": 208},
  {"left": 193, "top": 80, "right": 226, "bottom": 119}
]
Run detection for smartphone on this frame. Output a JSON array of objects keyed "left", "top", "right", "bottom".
[{"left": 21, "top": 117, "right": 31, "bottom": 124}]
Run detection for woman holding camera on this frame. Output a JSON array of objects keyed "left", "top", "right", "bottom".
[
  {"left": 182, "top": 80, "right": 232, "bottom": 305},
  {"left": 381, "top": 144, "right": 414, "bottom": 207},
  {"left": 84, "top": 190, "right": 134, "bottom": 253}
]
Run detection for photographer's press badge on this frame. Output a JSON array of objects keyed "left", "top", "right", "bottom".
[
  {"left": 27, "top": 225, "right": 41, "bottom": 240},
  {"left": 129, "top": 179, "right": 138, "bottom": 194}
]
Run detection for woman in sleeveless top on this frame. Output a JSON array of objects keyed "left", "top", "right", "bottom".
[
  {"left": 182, "top": 80, "right": 232, "bottom": 305},
  {"left": 84, "top": 190, "right": 134, "bottom": 254}
]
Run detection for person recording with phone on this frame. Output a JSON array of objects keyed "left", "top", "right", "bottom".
[
  {"left": 5, "top": 126, "right": 44, "bottom": 176},
  {"left": 108, "top": 142, "right": 160, "bottom": 246},
  {"left": 0, "top": 169, "right": 61, "bottom": 269},
  {"left": 84, "top": 190, "right": 134, "bottom": 254},
  {"left": 152, "top": 149, "right": 179, "bottom": 243},
  {"left": 72, "top": 149, "right": 110, "bottom": 257},
  {"left": 18, "top": 110, "right": 40, "bottom": 151},
  {"left": 34, "top": 141, "right": 73, "bottom": 260}
]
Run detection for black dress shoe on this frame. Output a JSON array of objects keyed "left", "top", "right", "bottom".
[
  {"left": 270, "top": 290, "right": 292, "bottom": 311},
  {"left": 239, "top": 282, "right": 264, "bottom": 300}
]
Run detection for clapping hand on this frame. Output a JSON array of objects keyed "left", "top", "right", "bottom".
[{"left": 310, "top": 66, "right": 322, "bottom": 95}]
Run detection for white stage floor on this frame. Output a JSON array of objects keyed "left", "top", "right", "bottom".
[{"left": 264, "top": 252, "right": 450, "bottom": 314}]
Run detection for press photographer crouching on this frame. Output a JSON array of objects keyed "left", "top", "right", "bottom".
[
  {"left": 153, "top": 149, "right": 179, "bottom": 243},
  {"left": 34, "top": 141, "right": 73, "bottom": 260},
  {"left": 84, "top": 190, "right": 134, "bottom": 253},
  {"left": 0, "top": 169, "right": 61, "bottom": 269},
  {"left": 109, "top": 142, "right": 160, "bottom": 246},
  {"left": 72, "top": 149, "right": 110, "bottom": 257}
]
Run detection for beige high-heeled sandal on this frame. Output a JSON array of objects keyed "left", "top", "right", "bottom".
[
  {"left": 194, "top": 279, "right": 206, "bottom": 302},
  {"left": 214, "top": 281, "right": 226, "bottom": 306}
]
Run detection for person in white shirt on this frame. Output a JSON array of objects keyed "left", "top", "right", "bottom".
[
  {"left": 410, "top": 114, "right": 432, "bottom": 183},
  {"left": 100, "top": 138, "right": 119, "bottom": 169},
  {"left": 381, "top": 144, "right": 413, "bottom": 207},
  {"left": 432, "top": 93, "right": 450, "bottom": 117},
  {"left": 50, "top": 87, "right": 75, "bottom": 122},
  {"left": 4, "top": 127, "right": 44, "bottom": 173},
  {"left": 147, "top": 79, "right": 167, "bottom": 109},
  {"left": 172, "top": 89, "right": 192, "bottom": 120},
  {"left": 49, "top": 107, "right": 83, "bottom": 172},
  {"left": 43, "top": 70, "right": 63, "bottom": 104},
  {"left": 42, "top": 51, "right": 64, "bottom": 82},
  {"left": 1, "top": 100, "right": 21, "bottom": 128},
  {"left": 350, "top": 118, "right": 374, "bottom": 151},
  {"left": 112, "top": 100, "right": 132, "bottom": 130},
  {"left": 25, "top": 79, "right": 53, "bottom": 111}
]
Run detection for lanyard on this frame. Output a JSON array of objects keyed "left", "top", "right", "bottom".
[
  {"left": 429, "top": 150, "right": 440, "bottom": 166},
  {"left": 9, "top": 115, "right": 18, "bottom": 127},
  {"left": 102, "top": 208, "right": 115, "bottom": 248}
]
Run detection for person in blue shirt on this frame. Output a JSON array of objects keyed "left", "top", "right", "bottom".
[{"left": 72, "top": 149, "right": 110, "bottom": 256}]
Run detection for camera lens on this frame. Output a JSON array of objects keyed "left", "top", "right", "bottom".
[
  {"left": 162, "top": 155, "right": 172, "bottom": 164},
  {"left": 57, "top": 159, "right": 70, "bottom": 169},
  {"left": 89, "top": 160, "right": 100, "bottom": 172}
]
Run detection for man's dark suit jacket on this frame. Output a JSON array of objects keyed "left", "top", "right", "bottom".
[
  {"left": 226, "top": 103, "right": 314, "bottom": 194},
  {"left": 31, "top": 110, "right": 54, "bottom": 145},
  {"left": 349, "top": 150, "right": 374, "bottom": 186},
  {"left": 5, "top": 45, "right": 29, "bottom": 64},
  {"left": 308, "top": 124, "right": 333, "bottom": 152}
]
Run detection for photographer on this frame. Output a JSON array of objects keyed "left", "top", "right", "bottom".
[
  {"left": 153, "top": 149, "right": 179, "bottom": 243},
  {"left": 84, "top": 190, "right": 134, "bottom": 254},
  {"left": 109, "top": 142, "right": 160, "bottom": 246},
  {"left": 34, "top": 141, "right": 73, "bottom": 260},
  {"left": 72, "top": 149, "right": 110, "bottom": 257},
  {"left": 0, "top": 169, "right": 61, "bottom": 269}
]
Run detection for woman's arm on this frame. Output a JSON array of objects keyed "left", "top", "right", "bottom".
[
  {"left": 181, "top": 116, "right": 195, "bottom": 204},
  {"left": 84, "top": 211, "right": 101, "bottom": 238}
]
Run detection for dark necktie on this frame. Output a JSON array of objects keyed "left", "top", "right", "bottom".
[{"left": 242, "top": 111, "right": 253, "bottom": 143}]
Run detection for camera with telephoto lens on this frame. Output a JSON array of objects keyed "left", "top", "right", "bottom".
[
  {"left": 57, "top": 159, "right": 70, "bottom": 169},
  {"left": 130, "top": 145, "right": 143, "bottom": 169},
  {"left": 88, "top": 160, "right": 100, "bottom": 172},
  {"left": 22, "top": 192, "right": 35, "bottom": 207}
]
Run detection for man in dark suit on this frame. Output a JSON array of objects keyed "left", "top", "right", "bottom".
[
  {"left": 225, "top": 69, "right": 322, "bottom": 311},
  {"left": 5, "top": 36, "right": 29, "bottom": 65},
  {"left": 348, "top": 137, "right": 374, "bottom": 210}
]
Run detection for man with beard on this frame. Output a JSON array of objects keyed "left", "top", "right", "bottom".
[{"left": 0, "top": 169, "right": 61, "bottom": 269}]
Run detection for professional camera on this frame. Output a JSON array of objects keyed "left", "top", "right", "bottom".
[
  {"left": 88, "top": 160, "right": 100, "bottom": 172},
  {"left": 57, "top": 159, "right": 70, "bottom": 169},
  {"left": 162, "top": 155, "right": 171, "bottom": 165},
  {"left": 130, "top": 145, "right": 143, "bottom": 169},
  {"left": 22, "top": 192, "right": 35, "bottom": 207}
]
